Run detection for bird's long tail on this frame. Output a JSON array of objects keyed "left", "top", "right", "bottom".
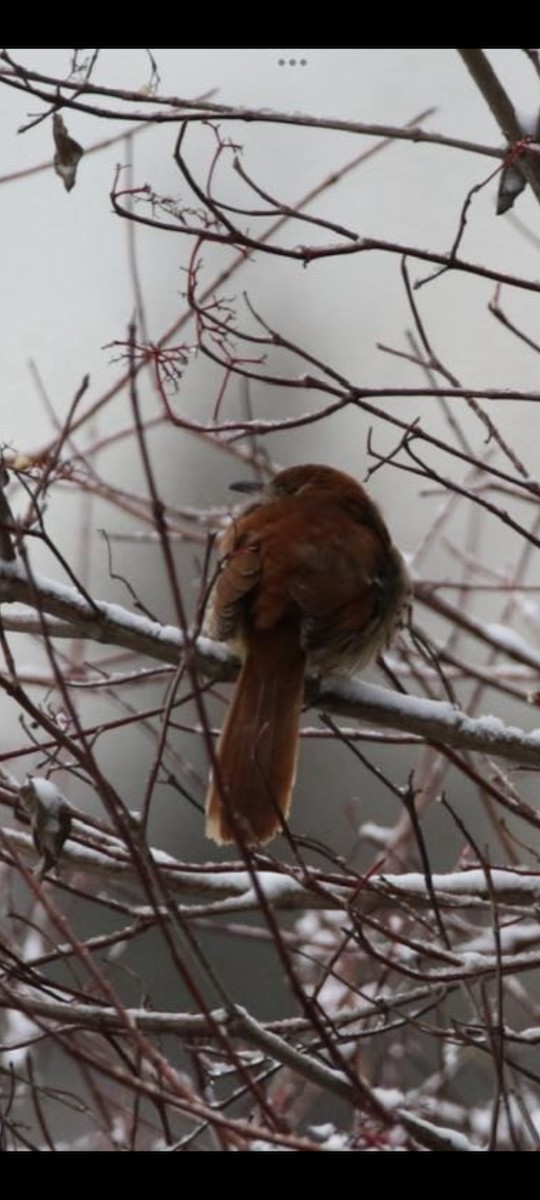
[{"left": 205, "top": 623, "right": 306, "bottom": 845}]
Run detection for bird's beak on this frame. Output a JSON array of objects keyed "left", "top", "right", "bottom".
[{"left": 229, "top": 479, "right": 266, "bottom": 495}]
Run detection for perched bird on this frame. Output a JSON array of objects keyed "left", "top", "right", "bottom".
[{"left": 204, "top": 464, "right": 411, "bottom": 845}]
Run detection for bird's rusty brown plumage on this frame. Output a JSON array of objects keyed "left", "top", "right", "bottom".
[{"left": 205, "top": 464, "right": 411, "bottom": 845}]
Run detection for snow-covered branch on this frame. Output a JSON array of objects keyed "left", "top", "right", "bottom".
[
  {"left": 4, "top": 824, "right": 540, "bottom": 918},
  {"left": 2, "top": 560, "right": 540, "bottom": 771}
]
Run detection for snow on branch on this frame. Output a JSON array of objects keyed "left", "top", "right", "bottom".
[
  {"left": 1, "top": 559, "right": 540, "bottom": 770},
  {"left": 4, "top": 824, "right": 540, "bottom": 917}
]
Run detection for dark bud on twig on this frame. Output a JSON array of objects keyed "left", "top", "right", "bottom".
[
  {"left": 0, "top": 466, "right": 16, "bottom": 562},
  {"left": 497, "top": 108, "right": 540, "bottom": 215},
  {"left": 496, "top": 161, "right": 527, "bottom": 215},
  {"left": 19, "top": 776, "right": 72, "bottom": 878},
  {"left": 52, "top": 113, "right": 84, "bottom": 193}
]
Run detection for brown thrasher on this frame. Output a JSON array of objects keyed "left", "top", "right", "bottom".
[{"left": 204, "top": 464, "right": 411, "bottom": 845}]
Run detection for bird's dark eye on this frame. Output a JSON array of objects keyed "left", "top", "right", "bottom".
[
  {"left": 274, "top": 472, "right": 311, "bottom": 497},
  {"left": 277, "top": 480, "right": 301, "bottom": 495}
]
